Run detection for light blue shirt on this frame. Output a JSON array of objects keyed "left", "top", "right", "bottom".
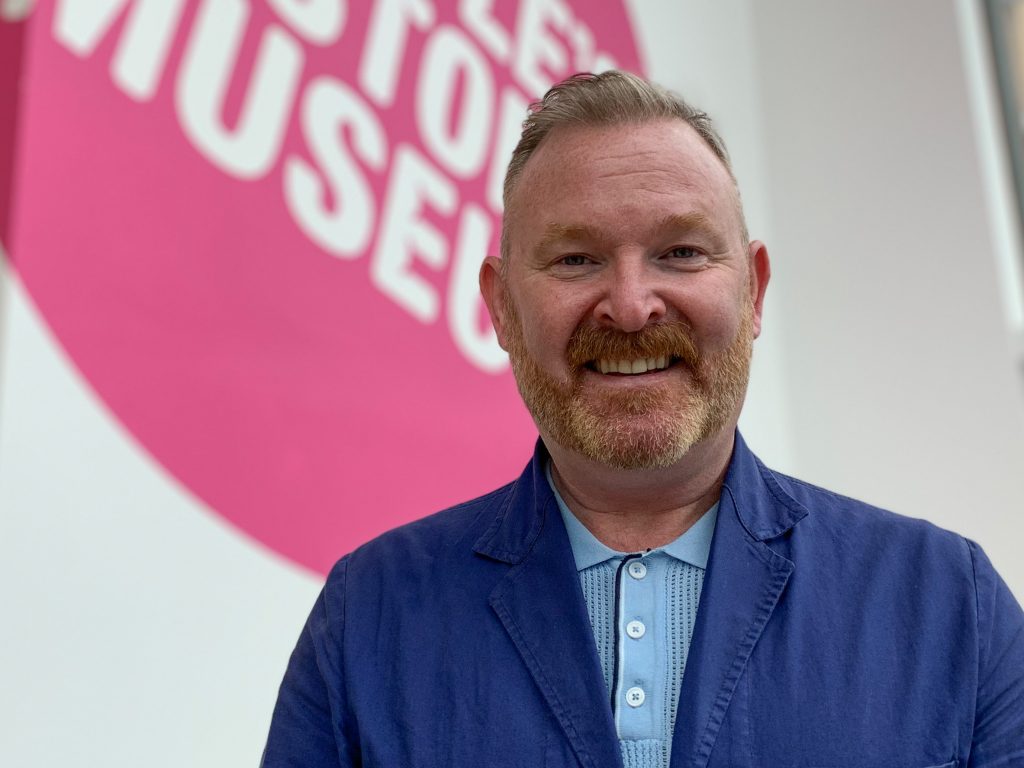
[{"left": 547, "top": 463, "right": 718, "bottom": 768}]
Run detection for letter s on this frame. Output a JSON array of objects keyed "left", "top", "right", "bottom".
[{"left": 284, "top": 76, "right": 387, "bottom": 259}]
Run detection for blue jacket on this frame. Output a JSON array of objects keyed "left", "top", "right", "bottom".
[{"left": 263, "top": 435, "right": 1024, "bottom": 767}]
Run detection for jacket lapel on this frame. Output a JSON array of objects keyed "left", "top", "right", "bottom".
[
  {"left": 670, "top": 434, "right": 806, "bottom": 768},
  {"left": 475, "top": 436, "right": 807, "bottom": 768},
  {"left": 476, "top": 445, "right": 623, "bottom": 768}
]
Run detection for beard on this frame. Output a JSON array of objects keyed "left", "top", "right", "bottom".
[{"left": 503, "top": 298, "right": 754, "bottom": 470}]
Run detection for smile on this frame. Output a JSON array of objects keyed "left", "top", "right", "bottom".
[{"left": 591, "top": 356, "right": 675, "bottom": 375}]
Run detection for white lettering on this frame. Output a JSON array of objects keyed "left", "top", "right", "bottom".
[
  {"left": 53, "top": 0, "right": 186, "bottom": 101},
  {"left": 1, "top": 0, "right": 35, "bottom": 21},
  {"left": 512, "top": 0, "right": 569, "bottom": 96},
  {"left": 486, "top": 86, "right": 527, "bottom": 213},
  {"left": 593, "top": 51, "right": 617, "bottom": 72},
  {"left": 457, "top": 0, "right": 510, "bottom": 63},
  {"left": 266, "top": 0, "right": 345, "bottom": 46},
  {"left": 175, "top": 0, "right": 303, "bottom": 180},
  {"left": 448, "top": 203, "right": 507, "bottom": 372},
  {"left": 568, "top": 18, "right": 594, "bottom": 70},
  {"left": 416, "top": 25, "right": 493, "bottom": 179},
  {"left": 359, "top": 0, "right": 435, "bottom": 109},
  {"left": 371, "top": 144, "right": 456, "bottom": 323},
  {"left": 285, "top": 77, "right": 387, "bottom": 258}
]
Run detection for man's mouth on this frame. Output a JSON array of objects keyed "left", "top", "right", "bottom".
[{"left": 588, "top": 356, "right": 677, "bottom": 375}]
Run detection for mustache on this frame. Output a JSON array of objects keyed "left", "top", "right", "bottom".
[{"left": 566, "top": 322, "right": 700, "bottom": 369}]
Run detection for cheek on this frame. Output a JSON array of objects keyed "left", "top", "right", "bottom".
[
  {"left": 680, "top": 294, "right": 746, "bottom": 350},
  {"left": 516, "top": 292, "right": 576, "bottom": 338},
  {"left": 525, "top": 316, "right": 572, "bottom": 354},
  {"left": 519, "top": 309, "right": 579, "bottom": 365}
]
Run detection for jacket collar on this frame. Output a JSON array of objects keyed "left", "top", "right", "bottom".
[
  {"left": 474, "top": 431, "right": 807, "bottom": 563},
  {"left": 721, "top": 431, "right": 808, "bottom": 540},
  {"left": 472, "top": 439, "right": 555, "bottom": 565}
]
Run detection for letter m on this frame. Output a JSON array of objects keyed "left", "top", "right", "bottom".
[{"left": 54, "top": 0, "right": 186, "bottom": 101}]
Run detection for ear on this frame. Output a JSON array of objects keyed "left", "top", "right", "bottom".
[
  {"left": 747, "top": 240, "right": 770, "bottom": 339},
  {"left": 479, "top": 255, "right": 512, "bottom": 351}
]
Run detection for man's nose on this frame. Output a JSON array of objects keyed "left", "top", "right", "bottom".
[{"left": 593, "top": 257, "right": 667, "bottom": 332}]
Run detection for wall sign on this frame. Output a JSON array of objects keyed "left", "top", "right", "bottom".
[{"left": 2, "top": 0, "right": 643, "bottom": 574}]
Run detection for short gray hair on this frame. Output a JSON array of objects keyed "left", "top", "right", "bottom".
[{"left": 501, "top": 70, "right": 742, "bottom": 261}]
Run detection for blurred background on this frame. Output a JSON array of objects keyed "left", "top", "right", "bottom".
[{"left": 2, "top": 1, "right": 1023, "bottom": 765}]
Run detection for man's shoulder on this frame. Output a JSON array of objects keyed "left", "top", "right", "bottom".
[
  {"left": 764, "top": 463, "right": 973, "bottom": 568},
  {"left": 325, "top": 478, "right": 519, "bottom": 586}
]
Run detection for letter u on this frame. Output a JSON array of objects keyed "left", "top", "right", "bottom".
[{"left": 175, "top": 0, "right": 303, "bottom": 180}]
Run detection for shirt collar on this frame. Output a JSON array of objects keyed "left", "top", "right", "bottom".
[{"left": 546, "top": 461, "right": 719, "bottom": 571}]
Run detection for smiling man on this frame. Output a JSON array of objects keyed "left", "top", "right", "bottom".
[{"left": 263, "top": 72, "right": 1024, "bottom": 768}]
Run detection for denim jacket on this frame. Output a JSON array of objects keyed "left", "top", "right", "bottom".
[{"left": 263, "top": 434, "right": 1024, "bottom": 767}]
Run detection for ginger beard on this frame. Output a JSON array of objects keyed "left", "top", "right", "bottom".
[{"left": 502, "top": 294, "right": 755, "bottom": 470}]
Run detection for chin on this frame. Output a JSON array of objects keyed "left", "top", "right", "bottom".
[{"left": 562, "top": 407, "right": 714, "bottom": 470}]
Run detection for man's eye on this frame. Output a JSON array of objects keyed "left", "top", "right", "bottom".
[
  {"left": 666, "top": 246, "right": 701, "bottom": 259},
  {"left": 560, "top": 254, "right": 590, "bottom": 266}
]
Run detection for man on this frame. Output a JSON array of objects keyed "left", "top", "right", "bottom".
[{"left": 263, "top": 72, "right": 1024, "bottom": 768}]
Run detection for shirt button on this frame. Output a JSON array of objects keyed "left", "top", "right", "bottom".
[
  {"left": 627, "top": 561, "right": 647, "bottom": 579},
  {"left": 626, "top": 620, "right": 646, "bottom": 639},
  {"left": 625, "top": 686, "right": 646, "bottom": 707}
]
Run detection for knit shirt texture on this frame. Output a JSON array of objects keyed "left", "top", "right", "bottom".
[{"left": 546, "top": 464, "right": 718, "bottom": 768}]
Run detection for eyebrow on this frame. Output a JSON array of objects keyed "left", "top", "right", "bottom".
[
  {"left": 534, "top": 212, "right": 719, "bottom": 253},
  {"left": 656, "top": 212, "right": 716, "bottom": 235},
  {"left": 534, "top": 224, "right": 593, "bottom": 254}
]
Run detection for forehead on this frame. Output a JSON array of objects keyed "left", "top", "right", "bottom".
[{"left": 508, "top": 120, "right": 741, "bottom": 251}]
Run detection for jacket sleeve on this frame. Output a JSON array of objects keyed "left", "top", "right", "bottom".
[
  {"left": 261, "top": 557, "right": 358, "bottom": 768},
  {"left": 967, "top": 540, "right": 1024, "bottom": 767}
]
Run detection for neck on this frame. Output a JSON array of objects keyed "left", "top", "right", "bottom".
[{"left": 546, "top": 429, "right": 735, "bottom": 552}]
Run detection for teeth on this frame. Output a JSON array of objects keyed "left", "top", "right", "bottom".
[{"left": 595, "top": 357, "right": 672, "bottom": 375}]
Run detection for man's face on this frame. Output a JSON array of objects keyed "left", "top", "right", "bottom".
[{"left": 481, "top": 119, "right": 769, "bottom": 470}]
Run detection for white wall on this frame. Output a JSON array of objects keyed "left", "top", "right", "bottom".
[{"left": 748, "top": 0, "right": 1024, "bottom": 597}]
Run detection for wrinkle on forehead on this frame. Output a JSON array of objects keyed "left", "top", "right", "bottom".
[
  {"left": 594, "top": 169, "right": 693, "bottom": 186},
  {"left": 593, "top": 152, "right": 720, "bottom": 190},
  {"left": 595, "top": 147, "right": 660, "bottom": 162}
]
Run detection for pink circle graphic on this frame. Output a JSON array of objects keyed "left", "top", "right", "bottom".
[{"left": 6, "top": 0, "right": 644, "bottom": 574}]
